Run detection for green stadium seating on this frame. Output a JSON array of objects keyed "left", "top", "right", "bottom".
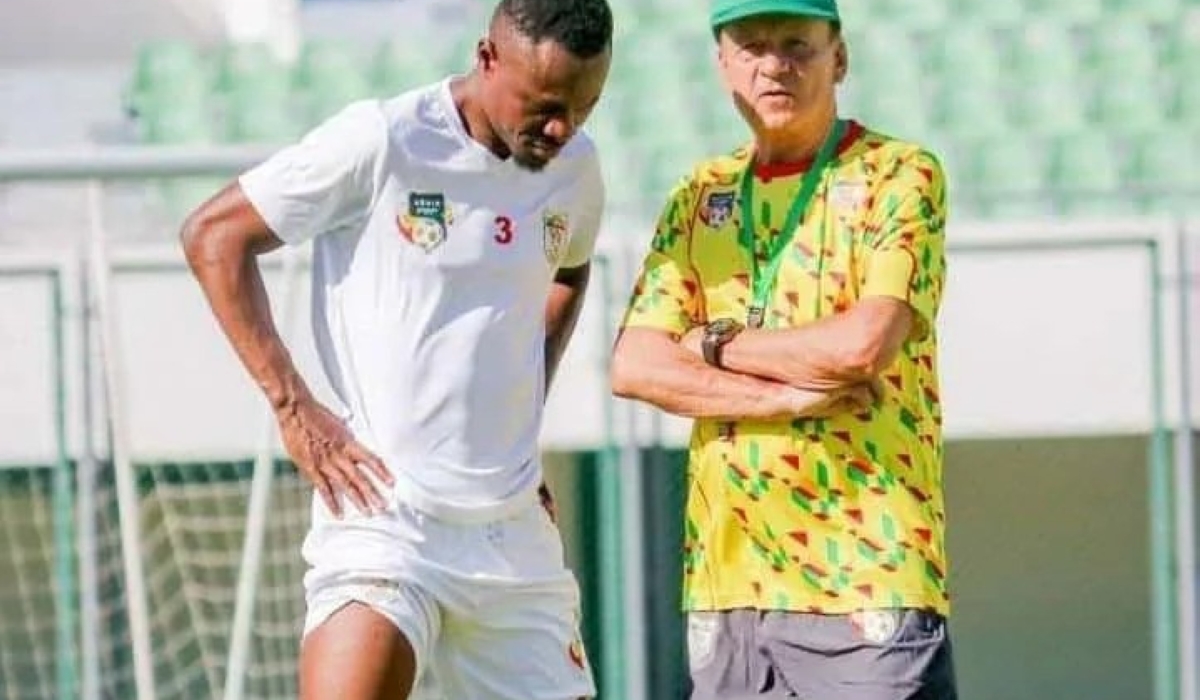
[
  {"left": 948, "top": 0, "right": 1025, "bottom": 27},
  {"left": 932, "top": 83, "right": 1009, "bottom": 140},
  {"left": 1107, "top": 0, "right": 1182, "bottom": 20},
  {"left": 1126, "top": 130, "right": 1200, "bottom": 212},
  {"left": 223, "top": 92, "right": 302, "bottom": 144},
  {"left": 925, "top": 24, "right": 1004, "bottom": 90},
  {"left": 1085, "top": 18, "right": 1159, "bottom": 85},
  {"left": 210, "top": 42, "right": 291, "bottom": 99},
  {"left": 122, "top": 2, "right": 1200, "bottom": 220},
  {"left": 125, "top": 41, "right": 208, "bottom": 116},
  {"left": 1047, "top": 131, "right": 1128, "bottom": 214},
  {"left": 1039, "top": 0, "right": 1104, "bottom": 22},
  {"left": 1091, "top": 81, "right": 1165, "bottom": 135},
  {"left": 965, "top": 135, "right": 1048, "bottom": 217},
  {"left": 371, "top": 39, "right": 446, "bottom": 94}
]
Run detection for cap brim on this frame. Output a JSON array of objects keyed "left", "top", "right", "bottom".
[{"left": 711, "top": 1, "right": 840, "bottom": 32}]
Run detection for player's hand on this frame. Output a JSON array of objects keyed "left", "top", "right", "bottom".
[
  {"left": 275, "top": 396, "right": 393, "bottom": 518},
  {"left": 778, "top": 382, "right": 877, "bottom": 418}
]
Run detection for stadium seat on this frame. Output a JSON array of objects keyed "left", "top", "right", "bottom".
[
  {"left": 371, "top": 39, "right": 446, "bottom": 94},
  {"left": 125, "top": 41, "right": 208, "bottom": 116},
  {"left": 1084, "top": 18, "right": 1159, "bottom": 86},
  {"left": 1009, "top": 22, "right": 1081, "bottom": 89},
  {"left": 1126, "top": 130, "right": 1200, "bottom": 213},
  {"left": 210, "top": 42, "right": 291, "bottom": 99},
  {"left": 137, "top": 98, "right": 217, "bottom": 145},
  {"left": 1047, "top": 131, "right": 1127, "bottom": 214},
  {"left": 932, "top": 83, "right": 1009, "bottom": 140},
  {"left": 925, "top": 24, "right": 1004, "bottom": 90},
  {"left": 1106, "top": 0, "right": 1181, "bottom": 20},
  {"left": 222, "top": 92, "right": 302, "bottom": 144},
  {"left": 1010, "top": 86, "right": 1086, "bottom": 136},
  {"left": 1039, "top": 0, "right": 1104, "bottom": 22},
  {"left": 1091, "top": 80, "right": 1165, "bottom": 135},
  {"left": 948, "top": 0, "right": 1025, "bottom": 27},
  {"left": 293, "top": 40, "right": 367, "bottom": 92},
  {"left": 965, "top": 135, "right": 1049, "bottom": 217}
]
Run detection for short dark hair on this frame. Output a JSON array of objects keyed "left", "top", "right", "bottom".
[{"left": 495, "top": 0, "right": 613, "bottom": 58}]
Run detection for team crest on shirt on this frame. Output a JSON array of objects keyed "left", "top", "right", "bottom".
[
  {"left": 397, "top": 192, "right": 452, "bottom": 253},
  {"left": 831, "top": 179, "right": 869, "bottom": 222},
  {"left": 700, "top": 190, "right": 736, "bottom": 228},
  {"left": 542, "top": 210, "right": 570, "bottom": 264}
]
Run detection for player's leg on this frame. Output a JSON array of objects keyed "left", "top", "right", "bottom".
[
  {"left": 763, "top": 609, "right": 957, "bottom": 700},
  {"left": 430, "top": 500, "right": 595, "bottom": 700},
  {"left": 298, "top": 497, "right": 442, "bottom": 700},
  {"left": 300, "top": 602, "right": 417, "bottom": 700}
]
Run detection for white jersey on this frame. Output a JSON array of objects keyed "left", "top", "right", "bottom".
[{"left": 240, "top": 78, "right": 605, "bottom": 523}]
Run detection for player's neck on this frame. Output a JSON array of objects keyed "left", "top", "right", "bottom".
[
  {"left": 450, "top": 74, "right": 511, "bottom": 160},
  {"left": 753, "top": 108, "right": 838, "bottom": 167}
]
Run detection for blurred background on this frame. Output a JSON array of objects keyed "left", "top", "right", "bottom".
[{"left": 0, "top": 1, "right": 1198, "bottom": 699}]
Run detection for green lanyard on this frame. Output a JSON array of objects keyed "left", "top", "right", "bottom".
[{"left": 738, "top": 118, "right": 846, "bottom": 328}]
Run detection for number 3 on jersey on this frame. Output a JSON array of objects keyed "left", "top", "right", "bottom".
[{"left": 494, "top": 215, "right": 514, "bottom": 245}]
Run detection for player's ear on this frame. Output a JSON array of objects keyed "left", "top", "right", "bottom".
[
  {"left": 477, "top": 36, "right": 497, "bottom": 74},
  {"left": 833, "top": 34, "right": 848, "bottom": 84}
]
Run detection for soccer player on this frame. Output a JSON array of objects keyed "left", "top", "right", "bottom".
[
  {"left": 610, "top": 0, "right": 958, "bottom": 698},
  {"left": 179, "top": 0, "right": 612, "bottom": 697}
]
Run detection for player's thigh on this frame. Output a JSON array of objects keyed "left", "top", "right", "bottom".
[
  {"left": 763, "top": 609, "right": 958, "bottom": 700},
  {"left": 436, "top": 584, "right": 595, "bottom": 700},
  {"left": 300, "top": 601, "right": 418, "bottom": 700}
]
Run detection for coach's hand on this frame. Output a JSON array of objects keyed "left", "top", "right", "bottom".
[
  {"left": 780, "top": 382, "right": 877, "bottom": 419},
  {"left": 275, "top": 396, "right": 393, "bottom": 517}
]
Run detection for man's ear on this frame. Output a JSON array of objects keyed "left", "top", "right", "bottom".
[
  {"left": 834, "top": 39, "right": 848, "bottom": 84},
  {"left": 477, "top": 36, "right": 497, "bottom": 73}
]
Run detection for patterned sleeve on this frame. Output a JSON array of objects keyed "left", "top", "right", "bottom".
[
  {"left": 860, "top": 149, "right": 947, "bottom": 341},
  {"left": 619, "top": 179, "right": 702, "bottom": 336}
]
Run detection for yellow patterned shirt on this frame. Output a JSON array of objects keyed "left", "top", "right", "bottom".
[{"left": 621, "top": 122, "right": 950, "bottom": 615}]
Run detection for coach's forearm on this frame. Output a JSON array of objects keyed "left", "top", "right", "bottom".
[
  {"left": 611, "top": 328, "right": 797, "bottom": 420},
  {"left": 721, "top": 299, "right": 912, "bottom": 391},
  {"left": 181, "top": 220, "right": 311, "bottom": 413}
]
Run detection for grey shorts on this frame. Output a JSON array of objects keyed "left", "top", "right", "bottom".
[{"left": 687, "top": 609, "right": 957, "bottom": 700}]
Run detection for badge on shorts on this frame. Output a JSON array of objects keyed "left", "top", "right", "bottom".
[
  {"left": 700, "top": 190, "right": 736, "bottom": 228},
  {"left": 542, "top": 210, "right": 570, "bottom": 265},
  {"left": 850, "top": 609, "right": 902, "bottom": 644},
  {"left": 398, "top": 192, "right": 448, "bottom": 252},
  {"left": 687, "top": 612, "right": 719, "bottom": 670}
]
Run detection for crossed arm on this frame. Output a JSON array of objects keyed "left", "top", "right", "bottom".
[{"left": 610, "top": 297, "right": 913, "bottom": 420}]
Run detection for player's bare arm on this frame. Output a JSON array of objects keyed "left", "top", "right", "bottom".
[
  {"left": 180, "top": 182, "right": 392, "bottom": 517},
  {"left": 611, "top": 326, "right": 872, "bottom": 420},
  {"left": 685, "top": 296, "right": 914, "bottom": 392},
  {"left": 544, "top": 262, "right": 590, "bottom": 389}
]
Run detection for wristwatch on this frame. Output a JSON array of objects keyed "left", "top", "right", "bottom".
[{"left": 701, "top": 318, "right": 744, "bottom": 368}]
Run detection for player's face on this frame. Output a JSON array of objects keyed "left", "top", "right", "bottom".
[
  {"left": 717, "top": 16, "right": 846, "bottom": 132},
  {"left": 479, "top": 35, "right": 610, "bottom": 171}
]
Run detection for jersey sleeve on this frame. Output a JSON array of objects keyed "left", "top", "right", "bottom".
[
  {"left": 238, "top": 100, "right": 387, "bottom": 246},
  {"left": 859, "top": 149, "right": 947, "bottom": 342},
  {"left": 561, "top": 148, "right": 605, "bottom": 269},
  {"left": 619, "top": 178, "right": 702, "bottom": 337}
]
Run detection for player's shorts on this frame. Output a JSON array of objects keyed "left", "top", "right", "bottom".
[
  {"left": 301, "top": 485, "right": 594, "bottom": 700},
  {"left": 687, "top": 608, "right": 957, "bottom": 700}
]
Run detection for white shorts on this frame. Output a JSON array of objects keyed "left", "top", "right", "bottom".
[{"left": 300, "top": 489, "right": 595, "bottom": 700}]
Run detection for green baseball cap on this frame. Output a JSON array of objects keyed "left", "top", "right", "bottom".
[{"left": 710, "top": 0, "right": 841, "bottom": 33}]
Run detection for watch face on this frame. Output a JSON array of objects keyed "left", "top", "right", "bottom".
[
  {"left": 700, "top": 316, "right": 739, "bottom": 338},
  {"left": 708, "top": 317, "right": 741, "bottom": 338}
]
